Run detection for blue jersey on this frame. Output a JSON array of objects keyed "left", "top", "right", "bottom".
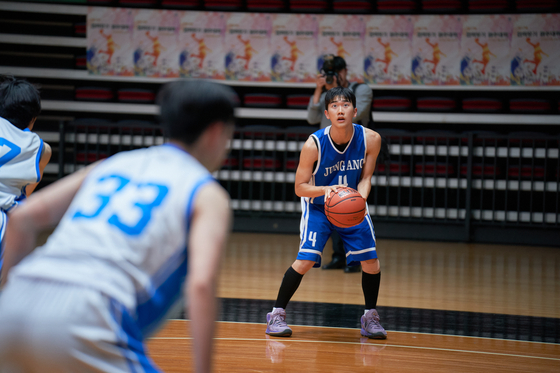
[{"left": 309, "top": 123, "right": 367, "bottom": 205}]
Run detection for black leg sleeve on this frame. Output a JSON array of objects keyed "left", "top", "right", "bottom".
[
  {"left": 362, "top": 271, "right": 381, "bottom": 310},
  {"left": 274, "top": 266, "right": 304, "bottom": 309}
]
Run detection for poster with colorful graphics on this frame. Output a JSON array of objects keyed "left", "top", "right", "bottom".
[
  {"left": 179, "top": 11, "right": 226, "bottom": 79},
  {"left": 270, "top": 14, "right": 318, "bottom": 83},
  {"left": 412, "top": 15, "right": 462, "bottom": 85},
  {"left": 461, "top": 15, "right": 512, "bottom": 86},
  {"left": 511, "top": 14, "right": 560, "bottom": 86},
  {"left": 224, "top": 13, "right": 271, "bottom": 81},
  {"left": 87, "top": 7, "right": 135, "bottom": 76},
  {"left": 133, "top": 10, "right": 180, "bottom": 78},
  {"left": 364, "top": 15, "right": 414, "bottom": 85},
  {"left": 318, "top": 15, "right": 365, "bottom": 82}
]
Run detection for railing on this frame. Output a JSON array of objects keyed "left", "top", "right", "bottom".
[{"left": 55, "top": 120, "right": 560, "bottom": 237}]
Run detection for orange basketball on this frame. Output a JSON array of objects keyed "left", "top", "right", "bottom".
[{"left": 325, "top": 187, "right": 366, "bottom": 228}]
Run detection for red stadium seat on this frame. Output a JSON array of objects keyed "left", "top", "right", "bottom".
[
  {"left": 462, "top": 98, "right": 503, "bottom": 112},
  {"left": 204, "top": 0, "right": 243, "bottom": 10},
  {"left": 468, "top": 0, "right": 509, "bottom": 12},
  {"left": 243, "top": 157, "right": 282, "bottom": 170},
  {"left": 117, "top": 89, "right": 156, "bottom": 103},
  {"left": 289, "top": 0, "right": 329, "bottom": 12},
  {"left": 117, "top": 0, "right": 158, "bottom": 6},
  {"left": 76, "top": 152, "right": 108, "bottom": 163},
  {"left": 75, "top": 55, "right": 87, "bottom": 70},
  {"left": 508, "top": 165, "right": 546, "bottom": 179},
  {"left": 246, "top": 0, "right": 285, "bottom": 11},
  {"left": 516, "top": 0, "right": 558, "bottom": 12},
  {"left": 243, "top": 94, "right": 282, "bottom": 108},
  {"left": 286, "top": 95, "right": 311, "bottom": 109},
  {"left": 421, "top": 0, "right": 462, "bottom": 12},
  {"left": 373, "top": 96, "right": 412, "bottom": 111},
  {"left": 460, "top": 164, "right": 500, "bottom": 177},
  {"left": 417, "top": 97, "right": 456, "bottom": 111},
  {"left": 376, "top": 162, "right": 411, "bottom": 175},
  {"left": 285, "top": 157, "right": 299, "bottom": 171},
  {"left": 510, "top": 99, "right": 551, "bottom": 113},
  {"left": 376, "top": 0, "right": 417, "bottom": 13},
  {"left": 415, "top": 162, "right": 455, "bottom": 176},
  {"left": 75, "top": 87, "right": 114, "bottom": 101},
  {"left": 161, "top": 0, "right": 200, "bottom": 7},
  {"left": 74, "top": 23, "right": 86, "bottom": 37},
  {"left": 332, "top": 0, "right": 373, "bottom": 13},
  {"left": 222, "top": 155, "right": 239, "bottom": 168}
]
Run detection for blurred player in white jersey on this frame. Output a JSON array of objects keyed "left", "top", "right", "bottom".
[
  {"left": 0, "top": 80, "right": 238, "bottom": 373},
  {"left": 0, "top": 76, "right": 52, "bottom": 279}
]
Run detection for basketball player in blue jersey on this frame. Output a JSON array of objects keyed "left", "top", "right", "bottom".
[
  {"left": 266, "top": 86, "right": 387, "bottom": 339},
  {"left": 0, "top": 76, "right": 52, "bottom": 279},
  {"left": 0, "top": 80, "right": 237, "bottom": 373}
]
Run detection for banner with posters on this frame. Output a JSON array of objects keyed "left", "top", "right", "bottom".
[
  {"left": 179, "top": 11, "right": 226, "bottom": 79},
  {"left": 224, "top": 12, "right": 271, "bottom": 81},
  {"left": 317, "top": 15, "right": 365, "bottom": 82},
  {"left": 87, "top": 8, "right": 560, "bottom": 86},
  {"left": 460, "top": 15, "right": 513, "bottom": 86},
  {"left": 364, "top": 15, "right": 414, "bottom": 85},
  {"left": 270, "top": 14, "right": 318, "bottom": 83},
  {"left": 87, "top": 7, "right": 135, "bottom": 76},
  {"left": 412, "top": 15, "right": 462, "bottom": 85},
  {"left": 511, "top": 14, "right": 560, "bottom": 86},
  {"left": 133, "top": 10, "right": 180, "bottom": 78}
]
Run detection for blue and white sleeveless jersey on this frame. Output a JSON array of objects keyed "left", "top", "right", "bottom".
[
  {"left": 309, "top": 123, "right": 367, "bottom": 205},
  {"left": 10, "top": 144, "right": 216, "bottom": 337},
  {"left": 0, "top": 117, "right": 44, "bottom": 212}
]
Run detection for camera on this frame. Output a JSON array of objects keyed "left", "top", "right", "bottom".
[{"left": 321, "top": 54, "right": 338, "bottom": 85}]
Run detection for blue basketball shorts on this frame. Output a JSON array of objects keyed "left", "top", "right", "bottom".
[{"left": 297, "top": 198, "right": 377, "bottom": 268}]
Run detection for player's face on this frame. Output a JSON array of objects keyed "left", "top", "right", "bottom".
[{"left": 325, "top": 96, "right": 357, "bottom": 128}]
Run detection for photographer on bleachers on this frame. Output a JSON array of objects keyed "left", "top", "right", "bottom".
[
  {"left": 306, "top": 55, "right": 373, "bottom": 273},
  {"left": 307, "top": 55, "right": 373, "bottom": 130}
]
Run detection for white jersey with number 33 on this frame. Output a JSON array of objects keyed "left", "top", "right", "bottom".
[{"left": 10, "top": 144, "right": 215, "bottom": 336}]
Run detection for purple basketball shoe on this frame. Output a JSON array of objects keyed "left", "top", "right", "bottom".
[
  {"left": 265, "top": 308, "right": 292, "bottom": 337},
  {"left": 360, "top": 309, "right": 387, "bottom": 339}
]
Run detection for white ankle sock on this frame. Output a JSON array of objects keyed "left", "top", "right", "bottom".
[{"left": 364, "top": 309, "right": 370, "bottom": 316}]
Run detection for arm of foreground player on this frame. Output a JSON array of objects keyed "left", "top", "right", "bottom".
[
  {"left": 0, "top": 164, "right": 95, "bottom": 287},
  {"left": 186, "top": 183, "right": 232, "bottom": 373}
]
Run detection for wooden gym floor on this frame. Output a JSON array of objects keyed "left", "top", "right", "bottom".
[{"left": 148, "top": 232, "right": 560, "bottom": 372}]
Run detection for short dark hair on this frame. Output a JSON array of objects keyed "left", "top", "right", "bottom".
[
  {"left": 157, "top": 80, "right": 238, "bottom": 145},
  {"left": 0, "top": 75, "right": 41, "bottom": 130},
  {"left": 324, "top": 86, "right": 356, "bottom": 111},
  {"left": 332, "top": 56, "right": 346, "bottom": 71}
]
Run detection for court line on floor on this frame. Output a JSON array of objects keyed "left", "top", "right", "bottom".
[
  {"left": 150, "top": 336, "right": 560, "bottom": 362},
  {"left": 170, "top": 319, "right": 560, "bottom": 346}
]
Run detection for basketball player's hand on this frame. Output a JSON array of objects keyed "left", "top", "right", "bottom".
[{"left": 323, "top": 184, "right": 345, "bottom": 202}]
